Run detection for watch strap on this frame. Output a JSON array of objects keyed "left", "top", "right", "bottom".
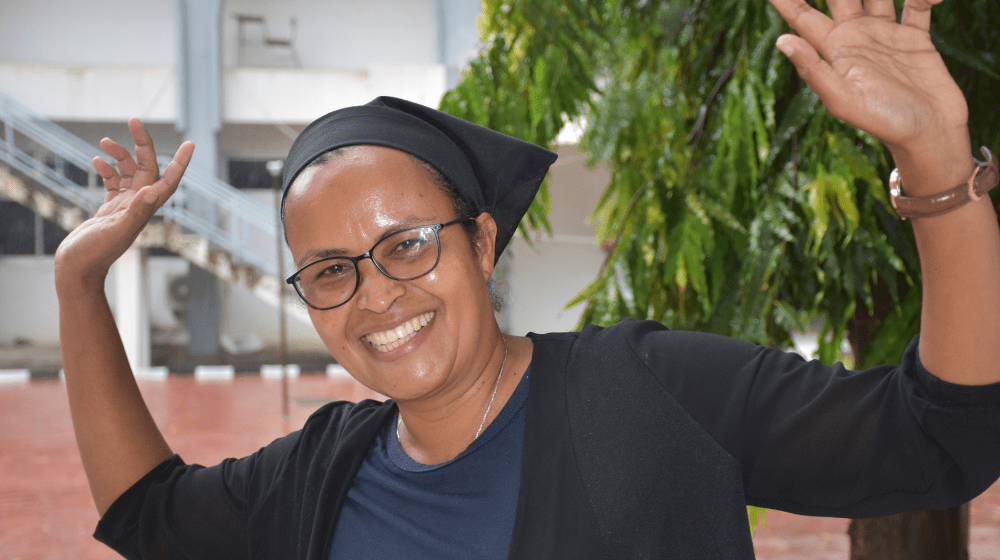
[{"left": 890, "top": 146, "right": 999, "bottom": 220}]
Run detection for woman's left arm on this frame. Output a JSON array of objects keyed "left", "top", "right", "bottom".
[{"left": 769, "top": 0, "right": 1000, "bottom": 385}]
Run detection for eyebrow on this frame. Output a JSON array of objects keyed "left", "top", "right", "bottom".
[{"left": 295, "top": 215, "right": 435, "bottom": 267}]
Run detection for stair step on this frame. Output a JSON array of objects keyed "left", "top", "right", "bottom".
[
  {"left": 134, "top": 221, "right": 307, "bottom": 322},
  {"left": 0, "top": 165, "right": 88, "bottom": 231},
  {"left": 1, "top": 115, "right": 305, "bottom": 323},
  {"left": 58, "top": 206, "right": 86, "bottom": 231},
  {"left": 0, "top": 167, "right": 30, "bottom": 204}
]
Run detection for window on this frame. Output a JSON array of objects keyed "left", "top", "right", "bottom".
[{"left": 228, "top": 159, "right": 280, "bottom": 190}]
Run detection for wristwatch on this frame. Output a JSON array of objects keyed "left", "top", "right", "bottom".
[{"left": 890, "top": 146, "right": 999, "bottom": 220}]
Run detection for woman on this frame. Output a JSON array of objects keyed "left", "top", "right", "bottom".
[{"left": 56, "top": 0, "right": 1000, "bottom": 558}]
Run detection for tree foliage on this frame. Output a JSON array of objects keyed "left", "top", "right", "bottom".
[
  {"left": 443, "top": 0, "right": 1000, "bottom": 362},
  {"left": 441, "top": 0, "right": 999, "bottom": 535},
  {"left": 439, "top": 1, "right": 606, "bottom": 237}
]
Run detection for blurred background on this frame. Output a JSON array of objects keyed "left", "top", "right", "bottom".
[{"left": 0, "top": 0, "right": 609, "bottom": 379}]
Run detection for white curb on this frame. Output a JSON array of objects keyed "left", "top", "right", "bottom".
[
  {"left": 135, "top": 366, "right": 170, "bottom": 381},
  {"left": 261, "top": 364, "right": 301, "bottom": 379},
  {"left": 0, "top": 369, "right": 30, "bottom": 385},
  {"left": 326, "top": 364, "right": 350, "bottom": 379},
  {"left": 194, "top": 365, "right": 236, "bottom": 382}
]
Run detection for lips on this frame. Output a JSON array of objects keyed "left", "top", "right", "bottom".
[{"left": 364, "top": 312, "right": 435, "bottom": 352}]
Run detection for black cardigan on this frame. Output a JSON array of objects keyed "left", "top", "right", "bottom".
[{"left": 96, "top": 320, "right": 1000, "bottom": 559}]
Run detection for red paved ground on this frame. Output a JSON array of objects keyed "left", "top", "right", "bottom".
[{"left": 2, "top": 375, "right": 998, "bottom": 559}]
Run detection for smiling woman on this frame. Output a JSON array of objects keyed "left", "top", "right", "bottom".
[
  {"left": 54, "top": 0, "right": 1000, "bottom": 558},
  {"left": 282, "top": 142, "right": 522, "bottom": 462}
]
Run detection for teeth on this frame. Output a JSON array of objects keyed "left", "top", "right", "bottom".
[{"left": 365, "top": 312, "right": 434, "bottom": 352}]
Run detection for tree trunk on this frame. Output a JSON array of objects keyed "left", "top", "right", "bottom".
[
  {"left": 846, "top": 282, "right": 970, "bottom": 559},
  {"left": 848, "top": 506, "right": 969, "bottom": 560}
]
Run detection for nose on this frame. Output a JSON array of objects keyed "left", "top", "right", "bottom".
[{"left": 353, "top": 256, "right": 406, "bottom": 312}]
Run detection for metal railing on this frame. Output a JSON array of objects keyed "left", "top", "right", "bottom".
[{"left": 0, "top": 90, "right": 282, "bottom": 279}]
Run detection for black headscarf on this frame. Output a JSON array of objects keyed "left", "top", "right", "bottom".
[{"left": 281, "top": 96, "right": 558, "bottom": 263}]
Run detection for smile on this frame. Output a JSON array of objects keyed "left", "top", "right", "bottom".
[{"left": 364, "top": 312, "right": 435, "bottom": 352}]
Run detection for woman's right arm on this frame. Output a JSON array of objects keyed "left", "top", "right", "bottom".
[{"left": 55, "top": 118, "right": 194, "bottom": 516}]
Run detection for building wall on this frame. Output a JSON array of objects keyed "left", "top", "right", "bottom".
[
  {"left": 505, "top": 145, "right": 610, "bottom": 336},
  {"left": 0, "top": 0, "right": 449, "bottom": 124},
  {"left": 0, "top": 257, "right": 64, "bottom": 346},
  {"left": 0, "top": 0, "right": 176, "bottom": 66},
  {"left": 0, "top": 0, "right": 439, "bottom": 70},
  {"left": 222, "top": 0, "right": 438, "bottom": 69}
]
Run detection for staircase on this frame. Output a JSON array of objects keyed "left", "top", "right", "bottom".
[{"left": 0, "top": 90, "right": 307, "bottom": 322}]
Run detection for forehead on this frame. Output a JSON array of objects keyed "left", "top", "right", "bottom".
[{"left": 283, "top": 145, "right": 455, "bottom": 257}]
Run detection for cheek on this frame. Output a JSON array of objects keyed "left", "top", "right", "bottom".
[
  {"left": 307, "top": 309, "right": 353, "bottom": 358},
  {"left": 428, "top": 258, "right": 490, "bottom": 314}
]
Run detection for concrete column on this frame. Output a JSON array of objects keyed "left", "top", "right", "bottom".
[
  {"left": 113, "top": 246, "right": 151, "bottom": 371},
  {"left": 176, "top": 0, "right": 223, "bottom": 355},
  {"left": 33, "top": 211, "right": 44, "bottom": 255},
  {"left": 435, "top": 0, "right": 482, "bottom": 90}
]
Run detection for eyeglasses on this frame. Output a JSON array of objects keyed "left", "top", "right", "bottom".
[{"left": 286, "top": 217, "right": 472, "bottom": 310}]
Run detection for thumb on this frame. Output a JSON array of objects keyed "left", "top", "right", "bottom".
[
  {"left": 776, "top": 34, "right": 850, "bottom": 121},
  {"left": 125, "top": 186, "right": 161, "bottom": 229}
]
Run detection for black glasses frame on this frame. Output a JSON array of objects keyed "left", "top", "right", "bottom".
[{"left": 285, "top": 217, "right": 472, "bottom": 310}]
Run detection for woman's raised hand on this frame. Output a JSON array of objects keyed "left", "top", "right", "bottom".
[
  {"left": 767, "top": 0, "right": 970, "bottom": 175},
  {"left": 54, "top": 118, "right": 194, "bottom": 291}
]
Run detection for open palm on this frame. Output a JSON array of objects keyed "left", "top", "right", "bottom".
[
  {"left": 54, "top": 118, "right": 194, "bottom": 287},
  {"left": 768, "top": 0, "right": 968, "bottom": 155}
]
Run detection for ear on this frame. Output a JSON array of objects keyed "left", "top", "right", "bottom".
[{"left": 473, "top": 212, "right": 498, "bottom": 281}]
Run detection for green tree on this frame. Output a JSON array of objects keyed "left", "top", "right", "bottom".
[{"left": 440, "top": 0, "right": 1000, "bottom": 552}]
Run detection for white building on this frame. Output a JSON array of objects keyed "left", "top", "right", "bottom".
[{"left": 0, "top": 0, "right": 607, "bottom": 375}]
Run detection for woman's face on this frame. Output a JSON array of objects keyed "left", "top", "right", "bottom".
[{"left": 283, "top": 145, "right": 499, "bottom": 402}]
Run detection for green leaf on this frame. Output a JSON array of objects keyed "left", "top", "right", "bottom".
[
  {"left": 806, "top": 168, "right": 831, "bottom": 255},
  {"left": 829, "top": 135, "right": 888, "bottom": 206},
  {"left": 768, "top": 88, "right": 821, "bottom": 166},
  {"left": 747, "top": 506, "right": 768, "bottom": 537},
  {"left": 860, "top": 285, "right": 921, "bottom": 368},
  {"left": 930, "top": 29, "right": 1000, "bottom": 81}
]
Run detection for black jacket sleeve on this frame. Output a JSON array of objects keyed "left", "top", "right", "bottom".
[
  {"left": 93, "top": 430, "right": 302, "bottom": 560},
  {"left": 623, "top": 320, "right": 1000, "bottom": 517}
]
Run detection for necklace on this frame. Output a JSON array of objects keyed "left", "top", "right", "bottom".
[{"left": 397, "top": 334, "right": 508, "bottom": 443}]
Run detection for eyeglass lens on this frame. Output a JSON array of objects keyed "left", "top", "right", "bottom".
[{"left": 294, "top": 226, "right": 441, "bottom": 309}]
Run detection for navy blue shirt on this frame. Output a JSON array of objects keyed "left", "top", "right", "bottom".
[{"left": 329, "top": 370, "right": 529, "bottom": 560}]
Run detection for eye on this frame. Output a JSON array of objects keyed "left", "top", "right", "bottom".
[
  {"left": 306, "top": 259, "right": 353, "bottom": 283},
  {"left": 386, "top": 231, "right": 431, "bottom": 258},
  {"left": 318, "top": 262, "right": 350, "bottom": 277},
  {"left": 395, "top": 236, "right": 427, "bottom": 252}
]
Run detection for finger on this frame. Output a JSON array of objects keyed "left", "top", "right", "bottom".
[
  {"left": 126, "top": 185, "right": 160, "bottom": 216},
  {"left": 863, "top": 0, "right": 896, "bottom": 20},
  {"left": 827, "top": 0, "right": 865, "bottom": 22},
  {"left": 156, "top": 141, "right": 195, "bottom": 200},
  {"left": 92, "top": 156, "right": 121, "bottom": 192},
  {"left": 128, "top": 117, "right": 160, "bottom": 187},
  {"left": 900, "top": 0, "right": 938, "bottom": 31},
  {"left": 100, "top": 137, "right": 138, "bottom": 182},
  {"left": 768, "top": 0, "right": 835, "bottom": 50},
  {"left": 776, "top": 35, "right": 853, "bottom": 121},
  {"left": 102, "top": 185, "right": 160, "bottom": 242}
]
